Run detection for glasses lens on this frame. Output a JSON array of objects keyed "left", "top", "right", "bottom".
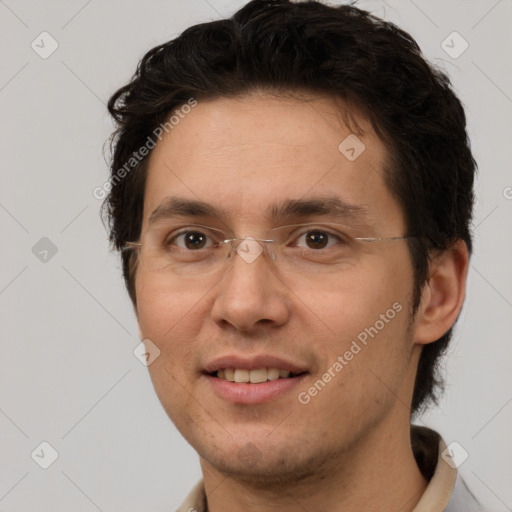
[
  {"left": 134, "top": 222, "right": 404, "bottom": 279},
  {"left": 140, "top": 224, "right": 228, "bottom": 274}
]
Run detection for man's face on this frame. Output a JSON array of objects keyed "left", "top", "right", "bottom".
[{"left": 135, "top": 91, "right": 419, "bottom": 482}]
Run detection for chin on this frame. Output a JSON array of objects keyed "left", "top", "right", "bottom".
[
  {"left": 205, "top": 451, "right": 320, "bottom": 487},
  {"left": 198, "top": 434, "right": 342, "bottom": 488}
]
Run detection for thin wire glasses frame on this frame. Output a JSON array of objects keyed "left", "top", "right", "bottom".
[{"left": 121, "top": 222, "right": 417, "bottom": 272}]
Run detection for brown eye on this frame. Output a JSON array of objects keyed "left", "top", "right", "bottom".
[
  {"left": 183, "top": 232, "right": 208, "bottom": 249},
  {"left": 305, "top": 231, "right": 329, "bottom": 249},
  {"left": 290, "top": 226, "right": 349, "bottom": 252},
  {"left": 170, "top": 231, "right": 213, "bottom": 250}
]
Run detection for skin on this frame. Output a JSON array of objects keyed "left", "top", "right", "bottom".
[{"left": 134, "top": 90, "right": 469, "bottom": 512}]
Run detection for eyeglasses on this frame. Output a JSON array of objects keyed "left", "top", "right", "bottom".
[{"left": 122, "top": 222, "right": 414, "bottom": 279}]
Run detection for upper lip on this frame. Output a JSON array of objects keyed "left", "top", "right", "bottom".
[{"left": 204, "top": 355, "right": 309, "bottom": 374}]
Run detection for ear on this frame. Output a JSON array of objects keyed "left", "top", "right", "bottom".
[{"left": 413, "top": 239, "right": 469, "bottom": 345}]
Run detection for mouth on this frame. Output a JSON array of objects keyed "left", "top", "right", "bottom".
[
  {"left": 203, "top": 357, "right": 309, "bottom": 404},
  {"left": 203, "top": 355, "right": 310, "bottom": 403},
  {"left": 210, "top": 367, "right": 308, "bottom": 383}
]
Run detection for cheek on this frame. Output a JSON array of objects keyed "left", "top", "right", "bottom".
[
  {"left": 134, "top": 274, "right": 214, "bottom": 402},
  {"left": 299, "top": 259, "right": 410, "bottom": 333},
  {"left": 135, "top": 275, "right": 208, "bottom": 417},
  {"left": 135, "top": 273, "right": 209, "bottom": 339},
  {"left": 302, "top": 300, "right": 412, "bottom": 430},
  {"left": 305, "top": 255, "right": 413, "bottom": 382}
]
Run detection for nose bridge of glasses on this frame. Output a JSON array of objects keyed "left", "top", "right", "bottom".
[{"left": 224, "top": 236, "right": 277, "bottom": 264}]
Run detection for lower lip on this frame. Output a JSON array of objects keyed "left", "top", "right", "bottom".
[{"left": 203, "top": 373, "right": 308, "bottom": 404}]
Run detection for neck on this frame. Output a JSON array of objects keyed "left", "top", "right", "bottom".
[{"left": 200, "top": 417, "right": 428, "bottom": 512}]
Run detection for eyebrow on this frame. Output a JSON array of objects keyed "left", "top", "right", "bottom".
[
  {"left": 269, "top": 197, "right": 369, "bottom": 224},
  {"left": 148, "top": 197, "right": 225, "bottom": 226},
  {"left": 147, "top": 196, "right": 370, "bottom": 227}
]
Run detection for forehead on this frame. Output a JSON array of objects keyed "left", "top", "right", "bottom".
[{"left": 142, "top": 91, "right": 403, "bottom": 231}]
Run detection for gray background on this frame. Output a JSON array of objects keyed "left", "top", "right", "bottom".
[{"left": 1, "top": 0, "right": 511, "bottom": 510}]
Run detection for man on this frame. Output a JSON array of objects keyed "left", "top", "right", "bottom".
[{"left": 103, "top": 1, "right": 482, "bottom": 510}]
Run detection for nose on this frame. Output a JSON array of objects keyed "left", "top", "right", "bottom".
[{"left": 210, "top": 243, "right": 291, "bottom": 333}]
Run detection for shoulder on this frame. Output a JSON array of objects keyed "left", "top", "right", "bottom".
[{"left": 445, "top": 473, "right": 485, "bottom": 512}]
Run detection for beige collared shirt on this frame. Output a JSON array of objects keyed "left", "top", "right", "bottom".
[{"left": 176, "top": 426, "right": 483, "bottom": 512}]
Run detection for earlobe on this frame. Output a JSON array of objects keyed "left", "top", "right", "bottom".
[{"left": 413, "top": 240, "right": 469, "bottom": 345}]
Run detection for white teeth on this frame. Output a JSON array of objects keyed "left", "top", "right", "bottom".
[
  {"left": 215, "top": 367, "right": 298, "bottom": 383},
  {"left": 250, "top": 368, "right": 267, "bottom": 383},
  {"left": 267, "top": 368, "right": 280, "bottom": 381},
  {"left": 234, "top": 369, "right": 249, "bottom": 383}
]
